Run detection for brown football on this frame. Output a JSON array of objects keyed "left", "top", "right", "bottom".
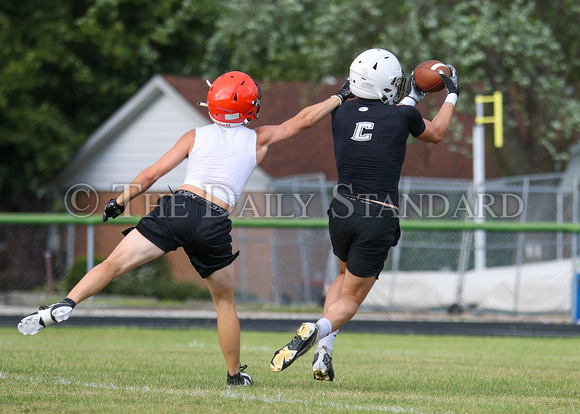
[{"left": 414, "top": 60, "right": 450, "bottom": 93}]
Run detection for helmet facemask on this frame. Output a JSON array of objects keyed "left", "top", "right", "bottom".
[
  {"left": 244, "top": 83, "right": 261, "bottom": 125},
  {"left": 380, "top": 72, "right": 407, "bottom": 105}
]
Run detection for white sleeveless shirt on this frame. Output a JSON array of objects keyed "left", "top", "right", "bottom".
[{"left": 183, "top": 123, "right": 257, "bottom": 206}]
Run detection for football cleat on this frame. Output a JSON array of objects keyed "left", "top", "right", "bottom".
[
  {"left": 270, "top": 322, "right": 319, "bottom": 372},
  {"left": 312, "top": 346, "right": 334, "bottom": 381},
  {"left": 227, "top": 364, "right": 253, "bottom": 387},
  {"left": 17, "top": 299, "right": 75, "bottom": 335}
]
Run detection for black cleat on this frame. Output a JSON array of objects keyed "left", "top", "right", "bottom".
[
  {"left": 227, "top": 364, "right": 253, "bottom": 387},
  {"left": 270, "top": 323, "right": 319, "bottom": 372}
]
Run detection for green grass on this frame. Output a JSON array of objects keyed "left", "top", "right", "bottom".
[{"left": 0, "top": 327, "right": 578, "bottom": 413}]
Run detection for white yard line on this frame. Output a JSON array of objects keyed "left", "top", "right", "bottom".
[{"left": 1, "top": 371, "right": 436, "bottom": 413}]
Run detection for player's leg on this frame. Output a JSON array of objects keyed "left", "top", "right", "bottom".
[
  {"left": 319, "top": 258, "right": 346, "bottom": 339},
  {"left": 312, "top": 258, "right": 345, "bottom": 381},
  {"left": 271, "top": 265, "right": 346, "bottom": 374},
  {"left": 321, "top": 201, "right": 397, "bottom": 331},
  {"left": 205, "top": 263, "right": 239, "bottom": 374},
  {"left": 18, "top": 229, "right": 164, "bottom": 335},
  {"left": 322, "top": 259, "right": 346, "bottom": 313},
  {"left": 321, "top": 267, "right": 375, "bottom": 331},
  {"left": 271, "top": 197, "right": 355, "bottom": 373},
  {"left": 67, "top": 229, "right": 165, "bottom": 303},
  {"left": 271, "top": 266, "right": 375, "bottom": 373},
  {"left": 205, "top": 263, "right": 252, "bottom": 386},
  {"left": 181, "top": 202, "right": 250, "bottom": 386}
]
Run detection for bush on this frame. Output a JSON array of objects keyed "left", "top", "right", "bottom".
[{"left": 60, "top": 256, "right": 210, "bottom": 301}]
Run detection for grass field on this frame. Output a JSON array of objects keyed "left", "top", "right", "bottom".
[{"left": 0, "top": 326, "right": 578, "bottom": 413}]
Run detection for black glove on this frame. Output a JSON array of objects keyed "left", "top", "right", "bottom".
[
  {"left": 103, "top": 199, "right": 125, "bottom": 222},
  {"left": 334, "top": 80, "right": 354, "bottom": 105},
  {"left": 439, "top": 64, "right": 459, "bottom": 96}
]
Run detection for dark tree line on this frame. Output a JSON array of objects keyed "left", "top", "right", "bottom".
[{"left": 1, "top": 0, "right": 579, "bottom": 210}]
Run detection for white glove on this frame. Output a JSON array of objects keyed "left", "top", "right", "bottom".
[{"left": 401, "top": 72, "right": 429, "bottom": 106}]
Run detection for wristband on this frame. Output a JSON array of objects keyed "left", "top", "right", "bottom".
[
  {"left": 331, "top": 95, "right": 343, "bottom": 105},
  {"left": 444, "top": 93, "right": 458, "bottom": 106},
  {"left": 400, "top": 96, "right": 417, "bottom": 107}
]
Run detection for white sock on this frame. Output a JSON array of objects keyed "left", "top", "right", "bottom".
[
  {"left": 317, "top": 329, "right": 339, "bottom": 353},
  {"left": 315, "top": 317, "right": 333, "bottom": 340}
]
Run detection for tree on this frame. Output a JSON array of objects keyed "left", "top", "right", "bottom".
[
  {"left": 202, "top": 0, "right": 415, "bottom": 81},
  {"left": 431, "top": 0, "right": 580, "bottom": 174},
  {"left": 2, "top": 0, "right": 579, "bottom": 210},
  {"left": 204, "top": 0, "right": 580, "bottom": 175},
  {"left": 0, "top": 0, "right": 220, "bottom": 209}
]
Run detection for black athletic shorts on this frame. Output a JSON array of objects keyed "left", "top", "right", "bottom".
[
  {"left": 135, "top": 190, "right": 239, "bottom": 278},
  {"left": 328, "top": 195, "right": 400, "bottom": 278}
]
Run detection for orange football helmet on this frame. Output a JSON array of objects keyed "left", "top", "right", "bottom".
[{"left": 203, "top": 71, "right": 261, "bottom": 127}]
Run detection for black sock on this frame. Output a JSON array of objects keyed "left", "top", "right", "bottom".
[{"left": 62, "top": 298, "right": 77, "bottom": 308}]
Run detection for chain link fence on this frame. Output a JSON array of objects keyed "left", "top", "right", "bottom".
[{"left": 1, "top": 172, "right": 578, "bottom": 316}]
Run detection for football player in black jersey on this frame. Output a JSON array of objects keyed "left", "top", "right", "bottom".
[{"left": 271, "top": 49, "right": 459, "bottom": 381}]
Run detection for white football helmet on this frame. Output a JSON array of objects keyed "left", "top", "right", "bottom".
[{"left": 349, "top": 48, "right": 407, "bottom": 105}]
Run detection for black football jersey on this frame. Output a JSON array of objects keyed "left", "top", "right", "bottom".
[{"left": 331, "top": 98, "right": 426, "bottom": 206}]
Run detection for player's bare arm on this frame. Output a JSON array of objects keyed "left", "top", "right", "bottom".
[
  {"left": 254, "top": 96, "right": 341, "bottom": 164},
  {"left": 116, "top": 130, "right": 195, "bottom": 206},
  {"left": 416, "top": 103, "right": 455, "bottom": 144},
  {"left": 415, "top": 65, "right": 460, "bottom": 145}
]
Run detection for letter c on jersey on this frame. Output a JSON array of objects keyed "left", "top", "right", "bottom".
[{"left": 351, "top": 122, "right": 374, "bottom": 141}]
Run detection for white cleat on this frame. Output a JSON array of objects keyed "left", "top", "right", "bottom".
[
  {"left": 312, "top": 346, "right": 334, "bottom": 381},
  {"left": 18, "top": 301, "right": 73, "bottom": 335}
]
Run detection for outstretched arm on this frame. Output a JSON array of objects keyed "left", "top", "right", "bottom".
[
  {"left": 416, "top": 65, "right": 459, "bottom": 144},
  {"left": 254, "top": 81, "right": 351, "bottom": 164},
  {"left": 103, "top": 130, "right": 195, "bottom": 221},
  {"left": 418, "top": 101, "right": 455, "bottom": 144}
]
